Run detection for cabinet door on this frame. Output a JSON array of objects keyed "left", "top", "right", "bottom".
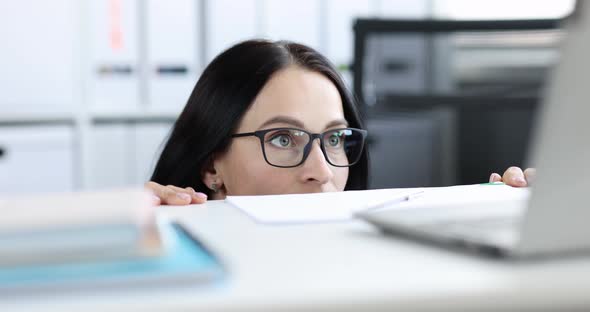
[
  {"left": 364, "top": 34, "right": 429, "bottom": 97},
  {"left": 0, "top": 126, "right": 74, "bottom": 194},
  {"left": 0, "top": 0, "right": 77, "bottom": 114},
  {"left": 86, "top": 123, "right": 173, "bottom": 189},
  {"left": 86, "top": 124, "right": 134, "bottom": 189},
  {"left": 132, "top": 123, "right": 172, "bottom": 185},
  {"left": 366, "top": 116, "right": 436, "bottom": 188}
]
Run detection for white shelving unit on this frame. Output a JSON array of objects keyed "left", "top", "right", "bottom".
[{"left": 0, "top": 0, "right": 429, "bottom": 194}]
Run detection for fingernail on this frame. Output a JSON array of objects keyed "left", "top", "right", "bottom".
[
  {"left": 195, "top": 192, "right": 208, "bottom": 199},
  {"left": 152, "top": 195, "right": 161, "bottom": 203},
  {"left": 514, "top": 177, "right": 527, "bottom": 185},
  {"left": 177, "top": 193, "right": 191, "bottom": 201},
  {"left": 489, "top": 175, "right": 495, "bottom": 183}
]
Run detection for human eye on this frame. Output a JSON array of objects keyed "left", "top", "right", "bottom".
[
  {"left": 326, "top": 131, "right": 345, "bottom": 148},
  {"left": 267, "top": 131, "right": 297, "bottom": 148}
]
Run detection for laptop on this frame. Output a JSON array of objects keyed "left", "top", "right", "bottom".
[{"left": 358, "top": 1, "right": 590, "bottom": 258}]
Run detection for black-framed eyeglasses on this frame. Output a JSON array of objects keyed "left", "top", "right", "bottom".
[{"left": 231, "top": 127, "right": 368, "bottom": 168}]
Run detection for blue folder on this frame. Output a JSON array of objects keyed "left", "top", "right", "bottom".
[{"left": 0, "top": 223, "right": 224, "bottom": 292}]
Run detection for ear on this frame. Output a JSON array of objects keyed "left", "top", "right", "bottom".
[{"left": 201, "top": 157, "right": 226, "bottom": 199}]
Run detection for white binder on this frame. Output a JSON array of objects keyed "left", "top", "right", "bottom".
[
  {"left": 146, "top": 0, "right": 201, "bottom": 113},
  {"left": 0, "top": 0, "right": 76, "bottom": 114},
  {"left": 87, "top": 0, "right": 140, "bottom": 112}
]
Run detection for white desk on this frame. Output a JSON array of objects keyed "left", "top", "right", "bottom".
[{"left": 4, "top": 200, "right": 590, "bottom": 311}]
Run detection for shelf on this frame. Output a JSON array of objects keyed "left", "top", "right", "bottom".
[
  {"left": 90, "top": 110, "right": 181, "bottom": 123},
  {"left": 0, "top": 110, "right": 183, "bottom": 125}
]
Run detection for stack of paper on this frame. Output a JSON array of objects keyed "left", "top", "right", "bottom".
[
  {"left": 226, "top": 184, "right": 531, "bottom": 225},
  {"left": 0, "top": 189, "right": 164, "bottom": 266}
]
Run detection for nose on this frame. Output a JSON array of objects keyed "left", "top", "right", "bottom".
[{"left": 299, "top": 140, "right": 333, "bottom": 185}]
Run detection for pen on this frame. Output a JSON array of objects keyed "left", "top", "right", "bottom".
[{"left": 359, "top": 190, "right": 425, "bottom": 213}]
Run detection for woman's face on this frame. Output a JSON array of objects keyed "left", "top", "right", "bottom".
[{"left": 207, "top": 65, "right": 349, "bottom": 198}]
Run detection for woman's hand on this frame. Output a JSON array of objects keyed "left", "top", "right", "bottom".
[
  {"left": 145, "top": 181, "right": 208, "bottom": 205},
  {"left": 489, "top": 166, "right": 536, "bottom": 187}
]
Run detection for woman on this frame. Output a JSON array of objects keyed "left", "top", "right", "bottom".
[{"left": 146, "top": 39, "right": 533, "bottom": 205}]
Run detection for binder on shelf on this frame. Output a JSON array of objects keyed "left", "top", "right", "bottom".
[
  {"left": 0, "top": 0, "right": 76, "bottom": 114},
  {"left": 146, "top": 0, "right": 200, "bottom": 113},
  {"left": 87, "top": 0, "right": 140, "bottom": 112}
]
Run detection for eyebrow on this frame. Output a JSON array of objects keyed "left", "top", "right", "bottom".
[{"left": 258, "top": 115, "right": 349, "bottom": 131}]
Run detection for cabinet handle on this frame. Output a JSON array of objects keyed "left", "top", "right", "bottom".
[{"left": 0, "top": 146, "right": 5, "bottom": 159}]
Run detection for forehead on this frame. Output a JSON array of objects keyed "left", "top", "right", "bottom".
[{"left": 237, "top": 65, "right": 346, "bottom": 132}]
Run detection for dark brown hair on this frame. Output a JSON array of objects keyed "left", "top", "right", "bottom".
[{"left": 151, "top": 40, "right": 368, "bottom": 196}]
